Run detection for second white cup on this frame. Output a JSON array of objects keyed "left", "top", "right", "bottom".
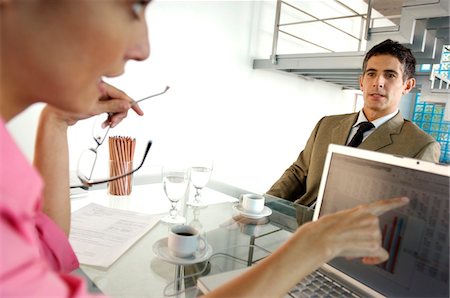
[
  {"left": 168, "top": 225, "right": 205, "bottom": 258},
  {"left": 241, "top": 193, "right": 265, "bottom": 214}
]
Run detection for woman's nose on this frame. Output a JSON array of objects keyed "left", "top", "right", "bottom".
[
  {"left": 128, "top": 42, "right": 150, "bottom": 61},
  {"left": 126, "top": 22, "right": 150, "bottom": 61}
]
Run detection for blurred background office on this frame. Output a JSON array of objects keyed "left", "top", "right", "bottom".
[{"left": 7, "top": 0, "right": 449, "bottom": 193}]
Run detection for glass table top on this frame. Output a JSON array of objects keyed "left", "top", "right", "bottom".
[{"left": 72, "top": 183, "right": 299, "bottom": 297}]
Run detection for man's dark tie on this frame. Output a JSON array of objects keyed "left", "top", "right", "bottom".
[{"left": 347, "top": 121, "right": 375, "bottom": 147}]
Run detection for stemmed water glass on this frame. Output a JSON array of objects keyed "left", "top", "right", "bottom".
[
  {"left": 161, "top": 167, "right": 189, "bottom": 224},
  {"left": 189, "top": 206, "right": 204, "bottom": 234},
  {"left": 188, "top": 161, "right": 213, "bottom": 207}
]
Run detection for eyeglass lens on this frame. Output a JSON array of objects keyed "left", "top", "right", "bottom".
[{"left": 77, "top": 148, "right": 98, "bottom": 181}]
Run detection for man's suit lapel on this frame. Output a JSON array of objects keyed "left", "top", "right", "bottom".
[
  {"left": 331, "top": 113, "right": 358, "bottom": 144},
  {"left": 359, "top": 112, "right": 404, "bottom": 151}
]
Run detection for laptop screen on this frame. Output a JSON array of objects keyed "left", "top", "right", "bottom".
[{"left": 317, "top": 150, "right": 449, "bottom": 297}]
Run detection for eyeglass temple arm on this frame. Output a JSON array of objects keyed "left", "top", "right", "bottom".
[
  {"left": 76, "top": 140, "right": 153, "bottom": 188},
  {"left": 131, "top": 86, "right": 170, "bottom": 106},
  {"left": 102, "top": 86, "right": 170, "bottom": 129}
]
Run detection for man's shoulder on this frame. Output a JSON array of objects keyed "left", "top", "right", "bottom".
[
  {"left": 399, "top": 119, "right": 437, "bottom": 142},
  {"left": 319, "top": 112, "right": 357, "bottom": 124}
]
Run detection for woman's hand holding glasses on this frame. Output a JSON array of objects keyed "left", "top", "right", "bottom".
[
  {"left": 98, "top": 82, "right": 145, "bottom": 128},
  {"left": 72, "top": 84, "right": 170, "bottom": 189},
  {"left": 44, "top": 82, "right": 144, "bottom": 129}
]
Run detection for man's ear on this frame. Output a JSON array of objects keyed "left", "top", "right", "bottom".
[
  {"left": 403, "top": 77, "right": 416, "bottom": 95},
  {"left": 359, "top": 75, "right": 364, "bottom": 91}
]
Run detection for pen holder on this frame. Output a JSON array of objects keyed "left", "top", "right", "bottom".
[{"left": 108, "top": 160, "right": 133, "bottom": 196}]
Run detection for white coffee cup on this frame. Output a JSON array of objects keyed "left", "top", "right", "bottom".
[
  {"left": 168, "top": 225, "right": 206, "bottom": 258},
  {"left": 241, "top": 193, "right": 265, "bottom": 214}
]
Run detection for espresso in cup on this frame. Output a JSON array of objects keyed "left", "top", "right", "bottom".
[
  {"left": 168, "top": 225, "right": 205, "bottom": 258},
  {"left": 175, "top": 232, "right": 194, "bottom": 236},
  {"left": 241, "top": 193, "right": 265, "bottom": 214}
]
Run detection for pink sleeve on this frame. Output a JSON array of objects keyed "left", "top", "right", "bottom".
[
  {"left": 35, "top": 210, "right": 80, "bottom": 273},
  {"left": 0, "top": 208, "right": 104, "bottom": 297}
]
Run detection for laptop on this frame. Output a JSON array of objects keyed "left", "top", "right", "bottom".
[{"left": 198, "top": 144, "right": 449, "bottom": 297}]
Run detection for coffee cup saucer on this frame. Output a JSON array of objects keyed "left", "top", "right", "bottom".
[
  {"left": 232, "top": 204, "right": 272, "bottom": 219},
  {"left": 152, "top": 238, "right": 213, "bottom": 265}
]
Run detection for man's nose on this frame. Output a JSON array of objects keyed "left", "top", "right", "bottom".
[{"left": 373, "top": 75, "right": 385, "bottom": 88}]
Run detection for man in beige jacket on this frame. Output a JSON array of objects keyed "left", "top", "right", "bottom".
[{"left": 267, "top": 39, "right": 440, "bottom": 210}]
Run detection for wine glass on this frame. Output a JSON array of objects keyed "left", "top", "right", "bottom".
[
  {"left": 161, "top": 167, "right": 189, "bottom": 224},
  {"left": 188, "top": 162, "right": 213, "bottom": 207},
  {"left": 188, "top": 206, "right": 203, "bottom": 234}
]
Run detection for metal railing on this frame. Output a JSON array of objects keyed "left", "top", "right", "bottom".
[{"left": 269, "top": 0, "right": 406, "bottom": 64}]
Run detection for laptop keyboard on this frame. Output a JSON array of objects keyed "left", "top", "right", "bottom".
[{"left": 288, "top": 270, "right": 360, "bottom": 298}]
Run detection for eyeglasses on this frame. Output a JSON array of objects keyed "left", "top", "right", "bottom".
[
  {"left": 70, "top": 86, "right": 169, "bottom": 189},
  {"left": 75, "top": 140, "right": 152, "bottom": 189}
]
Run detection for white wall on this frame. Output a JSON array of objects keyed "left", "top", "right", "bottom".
[{"left": 7, "top": 1, "right": 359, "bottom": 193}]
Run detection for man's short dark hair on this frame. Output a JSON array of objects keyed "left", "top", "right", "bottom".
[{"left": 362, "top": 39, "right": 416, "bottom": 81}]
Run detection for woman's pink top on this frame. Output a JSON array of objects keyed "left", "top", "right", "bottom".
[{"left": 0, "top": 119, "right": 99, "bottom": 296}]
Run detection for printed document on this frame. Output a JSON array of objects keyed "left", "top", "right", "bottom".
[{"left": 69, "top": 203, "right": 159, "bottom": 268}]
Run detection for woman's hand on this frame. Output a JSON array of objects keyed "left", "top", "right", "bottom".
[
  {"left": 297, "top": 196, "right": 409, "bottom": 265},
  {"left": 203, "top": 196, "right": 409, "bottom": 298},
  {"left": 44, "top": 82, "right": 144, "bottom": 127},
  {"left": 96, "top": 82, "right": 144, "bottom": 128},
  {"left": 35, "top": 83, "right": 143, "bottom": 235}
]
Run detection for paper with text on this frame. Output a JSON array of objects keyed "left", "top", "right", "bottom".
[{"left": 69, "top": 203, "right": 160, "bottom": 268}]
